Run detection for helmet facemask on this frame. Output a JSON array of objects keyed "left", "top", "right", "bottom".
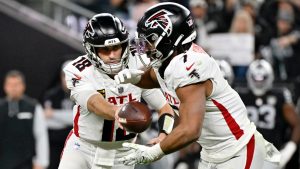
[
  {"left": 84, "top": 40, "right": 129, "bottom": 75},
  {"left": 129, "top": 34, "right": 165, "bottom": 69}
]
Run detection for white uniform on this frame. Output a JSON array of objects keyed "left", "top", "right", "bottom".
[
  {"left": 59, "top": 55, "right": 167, "bottom": 169},
  {"left": 154, "top": 44, "right": 280, "bottom": 169}
]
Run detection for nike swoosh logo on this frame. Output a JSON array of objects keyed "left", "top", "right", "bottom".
[{"left": 186, "top": 63, "right": 195, "bottom": 71}]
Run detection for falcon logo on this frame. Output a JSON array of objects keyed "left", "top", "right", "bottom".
[
  {"left": 189, "top": 70, "right": 200, "bottom": 79},
  {"left": 145, "top": 10, "right": 173, "bottom": 36},
  {"left": 84, "top": 21, "right": 96, "bottom": 38},
  {"left": 72, "top": 74, "right": 82, "bottom": 87}
]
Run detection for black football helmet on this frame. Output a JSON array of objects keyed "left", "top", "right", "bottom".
[
  {"left": 247, "top": 59, "right": 274, "bottom": 96},
  {"left": 83, "top": 13, "right": 129, "bottom": 74},
  {"left": 132, "top": 2, "right": 196, "bottom": 68}
]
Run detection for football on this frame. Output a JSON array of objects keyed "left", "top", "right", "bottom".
[{"left": 118, "top": 101, "right": 152, "bottom": 133}]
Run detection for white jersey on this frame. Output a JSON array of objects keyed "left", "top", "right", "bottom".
[
  {"left": 154, "top": 44, "right": 256, "bottom": 163},
  {"left": 63, "top": 55, "right": 166, "bottom": 142}
]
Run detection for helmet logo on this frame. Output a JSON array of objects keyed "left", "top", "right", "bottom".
[
  {"left": 104, "top": 38, "right": 120, "bottom": 45},
  {"left": 84, "top": 21, "right": 96, "bottom": 38},
  {"left": 145, "top": 9, "right": 173, "bottom": 36}
]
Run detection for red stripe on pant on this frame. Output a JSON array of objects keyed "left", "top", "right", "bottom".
[{"left": 244, "top": 135, "right": 255, "bottom": 169}]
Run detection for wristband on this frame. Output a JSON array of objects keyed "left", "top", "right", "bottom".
[{"left": 158, "top": 114, "right": 174, "bottom": 135}]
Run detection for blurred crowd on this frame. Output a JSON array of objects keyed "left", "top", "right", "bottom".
[
  {"left": 66, "top": 0, "right": 300, "bottom": 84},
  {"left": 1, "top": 0, "right": 300, "bottom": 169}
]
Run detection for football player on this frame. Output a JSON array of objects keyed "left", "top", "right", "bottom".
[
  {"left": 239, "top": 59, "right": 300, "bottom": 169},
  {"left": 114, "top": 2, "right": 281, "bottom": 169},
  {"left": 58, "top": 13, "right": 174, "bottom": 169}
]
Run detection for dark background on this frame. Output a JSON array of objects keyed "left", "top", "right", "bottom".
[{"left": 0, "top": 12, "right": 83, "bottom": 101}]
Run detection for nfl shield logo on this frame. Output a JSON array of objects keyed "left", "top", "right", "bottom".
[{"left": 118, "top": 87, "right": 124, "bottom": 94}]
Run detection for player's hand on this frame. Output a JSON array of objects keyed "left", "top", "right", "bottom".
[
  {"left": 147, "top": 133, "right": 167, "bottom": 145},
  {"left": 120, "top": 143, "right": 164, "bottom": 165},
  {"left": 114, "top": 69, "right": 144, "bottom": 84},
  {"left": 279, "top": 141, "right": 297, "bottom": 168}
]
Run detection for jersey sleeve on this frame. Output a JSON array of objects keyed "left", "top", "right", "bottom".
[
  {"left": 63, "top": 59, "right": 98, "bottom": 110},
  {"left": 171, "top": 52, "right": 217, "bottom": 90},
  {"left": 141, "top": 88, "right": 167, "bottom": 111}
]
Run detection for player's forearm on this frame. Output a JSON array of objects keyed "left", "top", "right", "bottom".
[
  {"left": 87, "top": 94, "right": 118, "bottom": 120},
  {"left": 159, "top": 124, "right": 200, "bottom": 154},
  {"left": 159, "top": 89, "right": 205, "bottom": 154},
  {"left": 136, "top": 69, "right": 160, "bottom": 88},
  {"left": 157, "top": 104, "right": 174, "bottom": 116}
]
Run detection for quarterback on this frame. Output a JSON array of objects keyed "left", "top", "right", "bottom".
[
  {"left": 114, "top": 2, "right": 281, "bottom": 169},
  {"left": 58, "top": 13, "right": 174, "bottom": 169}
]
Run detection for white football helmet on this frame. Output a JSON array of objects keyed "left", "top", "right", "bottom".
[
  {"left": 216, "top": 59, "right": 234, "bottom": 85},
  {"left": 247, "top": 59, "right": 274, "bottom": 96}
]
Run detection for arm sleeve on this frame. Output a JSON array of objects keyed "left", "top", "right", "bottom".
[
  {"left": 142, "top": 89, "right": 167, "bottom": 110},
  {"left": 64, "top": 65, "right": 98, "bottom": 110},
  {"left": 33, "top": 104, "right": 49, "bottom": 168}
]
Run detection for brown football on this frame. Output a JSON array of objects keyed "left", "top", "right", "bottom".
[{"left": 118, "top": 101, "right": 152, "bottom": 133}]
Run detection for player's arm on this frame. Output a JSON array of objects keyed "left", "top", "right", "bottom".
[
  {"left": 159, "top": 80, "right": 212, "bottom": 154},
  {"left": 87, "top": 94, "right": 119, "bottom": 120},
  {"left": 283, "top": 103, "right": 300, "bottom": 143},
  {"left": 142, "top": 88, "right": 175, "bottom": 144},
  {"left": 136, "top": 68, "right": 160, "bottom": 88},
  {"left": 150, "top": 103, "right": 175, "bottom": 144},
  {"left": 72, "top": 91, "right": 119, "bottom": 120},
  {"left": 64, "top": 65, "right": 119, "bottom": 120},
  {"left": 279, "top": 88, "right": 300, "bottom": 168},
  {"left": 121, "top": 81, "right": 211, "bottom": 166}
]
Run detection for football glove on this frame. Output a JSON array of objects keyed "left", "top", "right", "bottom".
[
  {"left": 114, "top": 69, "right": 144, "bottom": 84},
  {"left": 120, "top": 143, "right": 165, "bottom": 165},
  {"left": 279, "top": 141, "right": 297, "bottom": 168}
]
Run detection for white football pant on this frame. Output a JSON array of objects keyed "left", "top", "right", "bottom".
[
  {"left": 198, "top": 131, "right": 280, "bottom": 169},
  {"left": 59, "top": 131, "right": 135, "bottom": 169}
]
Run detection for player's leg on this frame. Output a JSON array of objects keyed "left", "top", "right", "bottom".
[
  {"left": 198, "top": 137, "right": 254, "bottom": 169},
  {"left": 91, "top": 141, "right": 135, "bottom": 169},
  {"left": 218, "top": 132, "right": 279, "bottom": 169},
  {"left": 59, "top": 131, "right": 92, "bottom": 169},
  {"left": 198, "top": 132, "right": 272, "bottom": 169}
]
